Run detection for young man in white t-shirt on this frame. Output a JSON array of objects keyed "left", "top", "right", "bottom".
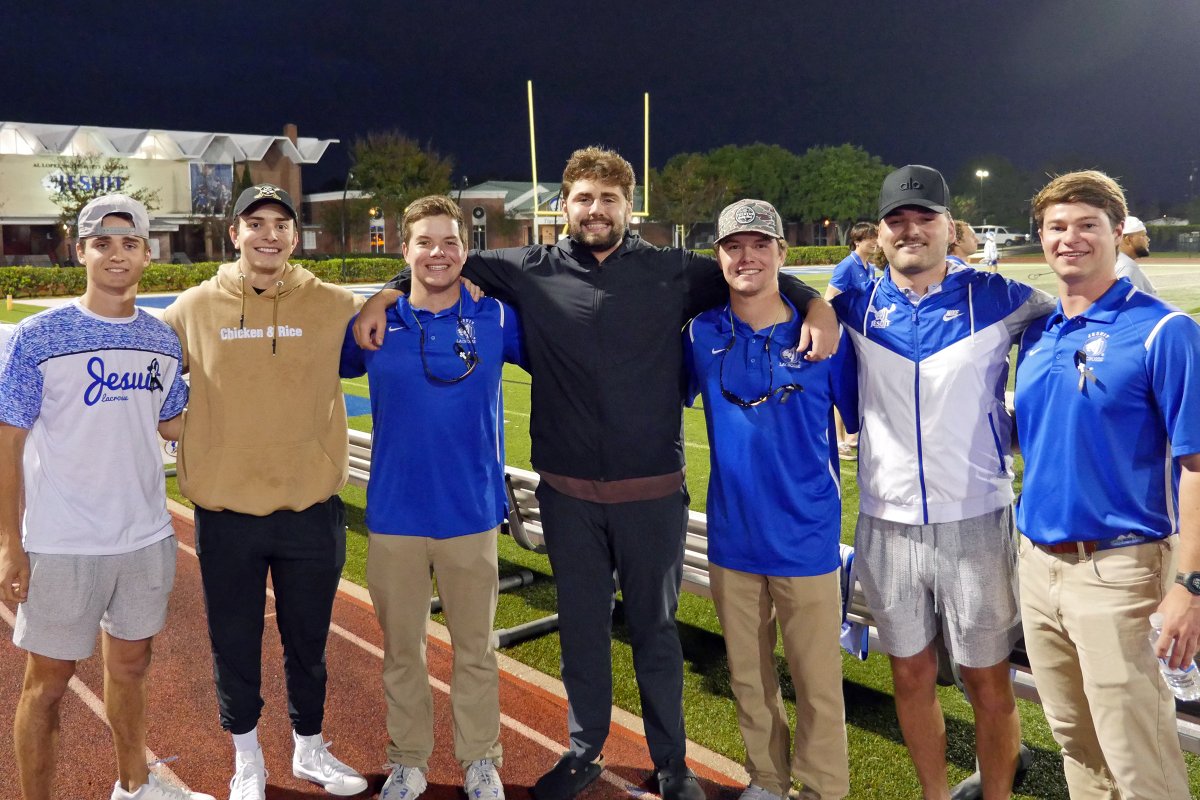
[{"left": 0, "top": 195, "right": 205, "bottom": 800}]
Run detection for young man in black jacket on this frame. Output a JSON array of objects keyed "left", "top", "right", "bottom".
[{"left": 354, "top": 147, "right": 837, "bottom": 800}]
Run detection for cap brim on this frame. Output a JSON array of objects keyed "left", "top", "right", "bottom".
[
  {"left": 878, "top": 199, "right": 947, "bottom": 219},
  {"left": 237, "top": 198, "right": 297, "bottom": 219},
  {"left": 714, "top": 229, "right": 786, "bottom": 245}
]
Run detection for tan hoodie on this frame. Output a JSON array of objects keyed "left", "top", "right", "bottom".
[{"left": 164, "top": 261, "right": 362, "bottom": 515}]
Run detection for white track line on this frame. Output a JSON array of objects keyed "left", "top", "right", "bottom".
[
  {"left": 0, "top": 603, "right": 191, "bottom": 791},
  {"left": 174, "top": 539, "right": 655, "bottom": 796}
]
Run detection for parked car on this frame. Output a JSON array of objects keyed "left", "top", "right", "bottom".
[{"left": 971, "top": 225, "right": 1027, "bottom": 246}]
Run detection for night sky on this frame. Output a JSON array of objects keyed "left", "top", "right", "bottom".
[{"left": 5, "top": 1, "right": 1199, "bottom": 208}]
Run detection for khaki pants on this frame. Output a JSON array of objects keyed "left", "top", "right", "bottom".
[
  {"left": 711, "top": 566, "right": 849, "bottom": 799},
  {"left": 1019, "top": 534, "right": 1189, "bottom": 799},
  {"left": 367, "top": 529, "right": 502, "bottom": 769}
]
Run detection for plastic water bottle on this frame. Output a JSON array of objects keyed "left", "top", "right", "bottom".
[{"left": 1149, "top": 613, "right": 1200, "bottom": 701}]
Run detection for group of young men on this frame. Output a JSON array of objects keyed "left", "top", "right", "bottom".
[{"left": 1, "top": 145, "right": 1197, "bottom": 800}]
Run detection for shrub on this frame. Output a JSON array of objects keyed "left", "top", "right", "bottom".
[
  {"left": 0, "top": 259, "right": 406, "bottom": 298},
  {"left": 691, "top": 245, "right": 850, "bottom": 266}
]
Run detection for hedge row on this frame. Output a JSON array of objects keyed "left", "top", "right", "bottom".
[
  {"left": 0, "top": 247, "right": 850, "bottom": 298},
  {"left": 693, "top": 245, "right": 850, "bottom": 266},
  {"left": 0, "top": 259, "right": 405, "bottom": 298}
]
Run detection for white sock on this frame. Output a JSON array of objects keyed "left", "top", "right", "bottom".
[
  {"left": 295, "top": 730, "right": 323, "bottom": 750},
  {"left": 232, "top": 727, "right": 260, "bottom": 754}
]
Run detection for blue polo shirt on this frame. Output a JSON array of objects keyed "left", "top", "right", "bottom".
[
  {"left": 340, "top": 287, "right": 525, "bottom": 537},
  {"left": 1015, "top": 278, "right": 1200, "bottom": 544},
  {"left": 683, "top": 299, "right": 858, "bottom": 577},
  {"left": 829, "top": 252, "right": 875, "bottom": 293}
]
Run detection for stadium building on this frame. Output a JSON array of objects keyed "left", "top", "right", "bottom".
[{"left": 0, "top": 121, "right": 336, "bottom": 265}]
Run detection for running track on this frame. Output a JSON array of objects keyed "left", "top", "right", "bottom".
[{"left": 0, "top": 503, "right": 745, "bottom": 800}]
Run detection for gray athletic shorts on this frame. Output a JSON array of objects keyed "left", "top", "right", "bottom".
[
  {"left": 13, "top": 536, "right": 177, "bottom": 661},
  {"left": 854, "top": 507, "right": 1020, "bottom": 668}
]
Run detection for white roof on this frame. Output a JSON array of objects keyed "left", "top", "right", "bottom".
[{"left": 0, "top": 121, "right": 337, "bottom": 164}]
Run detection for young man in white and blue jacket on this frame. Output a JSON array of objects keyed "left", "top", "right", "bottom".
[{"left": 831, "top": 165, "right": 1055, "bottom": 799}]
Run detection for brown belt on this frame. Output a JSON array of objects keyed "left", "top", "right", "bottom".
[{"left": 1035, "top": 540, "right": 1100, "bottom": 555}]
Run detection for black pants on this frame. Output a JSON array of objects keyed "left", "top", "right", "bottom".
[
  {"left": 194, "top": 496, "right": 346, "bottom": 736},
  {"left": 535, "top": 482, "right": 688, "bottom": 770}
]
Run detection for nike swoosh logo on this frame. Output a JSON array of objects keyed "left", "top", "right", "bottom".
[
  {"left": 388, "top": 325, "right": 404, "bottom": 332},
  {"left": 711, "top": 348, "right": 726, "bottom": 354}
]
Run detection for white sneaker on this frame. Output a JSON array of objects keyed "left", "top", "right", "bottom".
[
  {"left": 380, "top": 764, "right": 428, "bottom": 800},
  {"left": 292, "top": 732, "right": 368, "bottom": 796},
  {"left": 111, "top": 774, "right": 216, "bottom": 800},
  {"left": 464, "top": 759, "right": 504, "bottom": 800},
  {"left": 738, "top": 785, "right": 786, "bottom": 800},
  {"left": 229, "top": 748, "right": 268, "bottom": 800}
]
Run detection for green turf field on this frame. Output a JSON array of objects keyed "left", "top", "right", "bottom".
[{"left": 0, "top": 302, "right": 44, "bottom": 324}]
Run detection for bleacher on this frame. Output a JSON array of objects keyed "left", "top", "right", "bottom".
[{"left": 345, "top": 428, "right": 1200, "bottom": 754}]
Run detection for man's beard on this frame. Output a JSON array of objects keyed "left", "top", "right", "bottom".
[
  {"left": 569, "top": 215, "right": 626, "bottom": 251},
  {"left": 1134, "top": 244, "right": 1151, "bottom": 258}
]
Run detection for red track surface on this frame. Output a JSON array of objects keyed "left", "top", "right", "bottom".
[{"left": 0, "top": 511, "right": 741, "bottom": 800}]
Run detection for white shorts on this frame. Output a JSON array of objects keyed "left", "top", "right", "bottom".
[{"left": 854, "top": 507, "right": 1020, "bottom": 668}]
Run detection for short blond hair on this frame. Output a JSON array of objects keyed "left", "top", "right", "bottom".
[
  {"left": 1032, "top": 170, "right": 1127, "bottom": 229},
  {"left": 401, "top": 195, "right": 465, "bottom": 246},
  {"left": 561, "top": 146, "right": 635, "bottom": 204}
]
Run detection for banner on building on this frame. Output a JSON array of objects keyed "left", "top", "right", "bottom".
[{"left": 190, "top": 163, "right": 233, "bottom": 217}]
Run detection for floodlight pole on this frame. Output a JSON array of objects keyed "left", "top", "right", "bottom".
[{"left": 528, "top": 81, "right": 539, "bottom": 244}]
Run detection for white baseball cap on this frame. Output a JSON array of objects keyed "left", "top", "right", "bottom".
[{"left": 1123, "top": 215, "right": 1147, "bottom": 235}]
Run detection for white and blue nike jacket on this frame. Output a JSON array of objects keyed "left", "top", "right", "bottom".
[{"left": 832, "top": 263, "right": 1055, "bottom": 525}]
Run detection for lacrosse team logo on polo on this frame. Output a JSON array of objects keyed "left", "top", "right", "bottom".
[{"left": 1083, "top": 331, "right": 1109, "bottom": 362}]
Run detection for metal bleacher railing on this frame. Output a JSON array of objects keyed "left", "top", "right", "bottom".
[{"left": 345, "top": 427, "right": 1200, "bottom": 754}]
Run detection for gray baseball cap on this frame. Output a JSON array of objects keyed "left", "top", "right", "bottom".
[
  {"left": 716, "top": 199, "right": 785, "bottom": 244},
  {"left": 234, "top": 183, "right": 298, "bottom": 221},
  {"left": 77, "top": 194, "right": 151, "bottom": 240},
  {"left": 878, "top": 165, "right": 951, "bottom": 218}
]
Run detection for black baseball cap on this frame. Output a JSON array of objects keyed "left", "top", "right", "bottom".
[
  {"left": 233, "top": 183, "right": 298, "bottom": 221},
  {"left": 878, "top": 165, "right": 951, "bottom": 218}
]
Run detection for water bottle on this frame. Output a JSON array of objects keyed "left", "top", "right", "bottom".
[{"left": 1148, "top": 612, "right": 1200, "bottom": 701}]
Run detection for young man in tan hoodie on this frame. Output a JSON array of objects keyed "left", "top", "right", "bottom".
[{"left": 164, "top": 184, "right": 365, "bottom": 800}]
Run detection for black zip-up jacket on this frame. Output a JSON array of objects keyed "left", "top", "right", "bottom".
[{"left": 387, "top": 234, "right": 818, "bottom": 482}]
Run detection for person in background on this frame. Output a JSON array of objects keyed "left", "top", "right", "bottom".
[
  {"left": 1115, "top": 214, "right": 1157, "bottom": 295},
  {"left": 947, "top": 221, "right": 979, "bottom": 267}
]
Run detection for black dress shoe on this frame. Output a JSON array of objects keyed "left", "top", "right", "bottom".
[{"left": 532, "top": 752, "right": 604, "bottom": 800}]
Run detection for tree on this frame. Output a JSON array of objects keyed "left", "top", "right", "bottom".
[
  {"left": 792, "top": 144, "right": 891, "bottom": 243},
  {"left": 650, "top": 153, "right": 735, "bottom": 240},
  {"left": 952, "top": 156, "right": 1038, "bottom": 229},
  {"left": 315, "top": 196, "right": 375, "bottom": 253},
  {"left": 704, "top": 143, "right": 804, "bottom": 215},
  {"left": 235, "top": 161, "right": 255, "bottom": 197},
  {"left": 47, "top": 155, "right": 161, "bottom": 231},
  {"left": 949, "top": 195, "right": 981, "bottom": 223},
  {"left": 349, "top": 131, "right": 454, "bottom": 218}
]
